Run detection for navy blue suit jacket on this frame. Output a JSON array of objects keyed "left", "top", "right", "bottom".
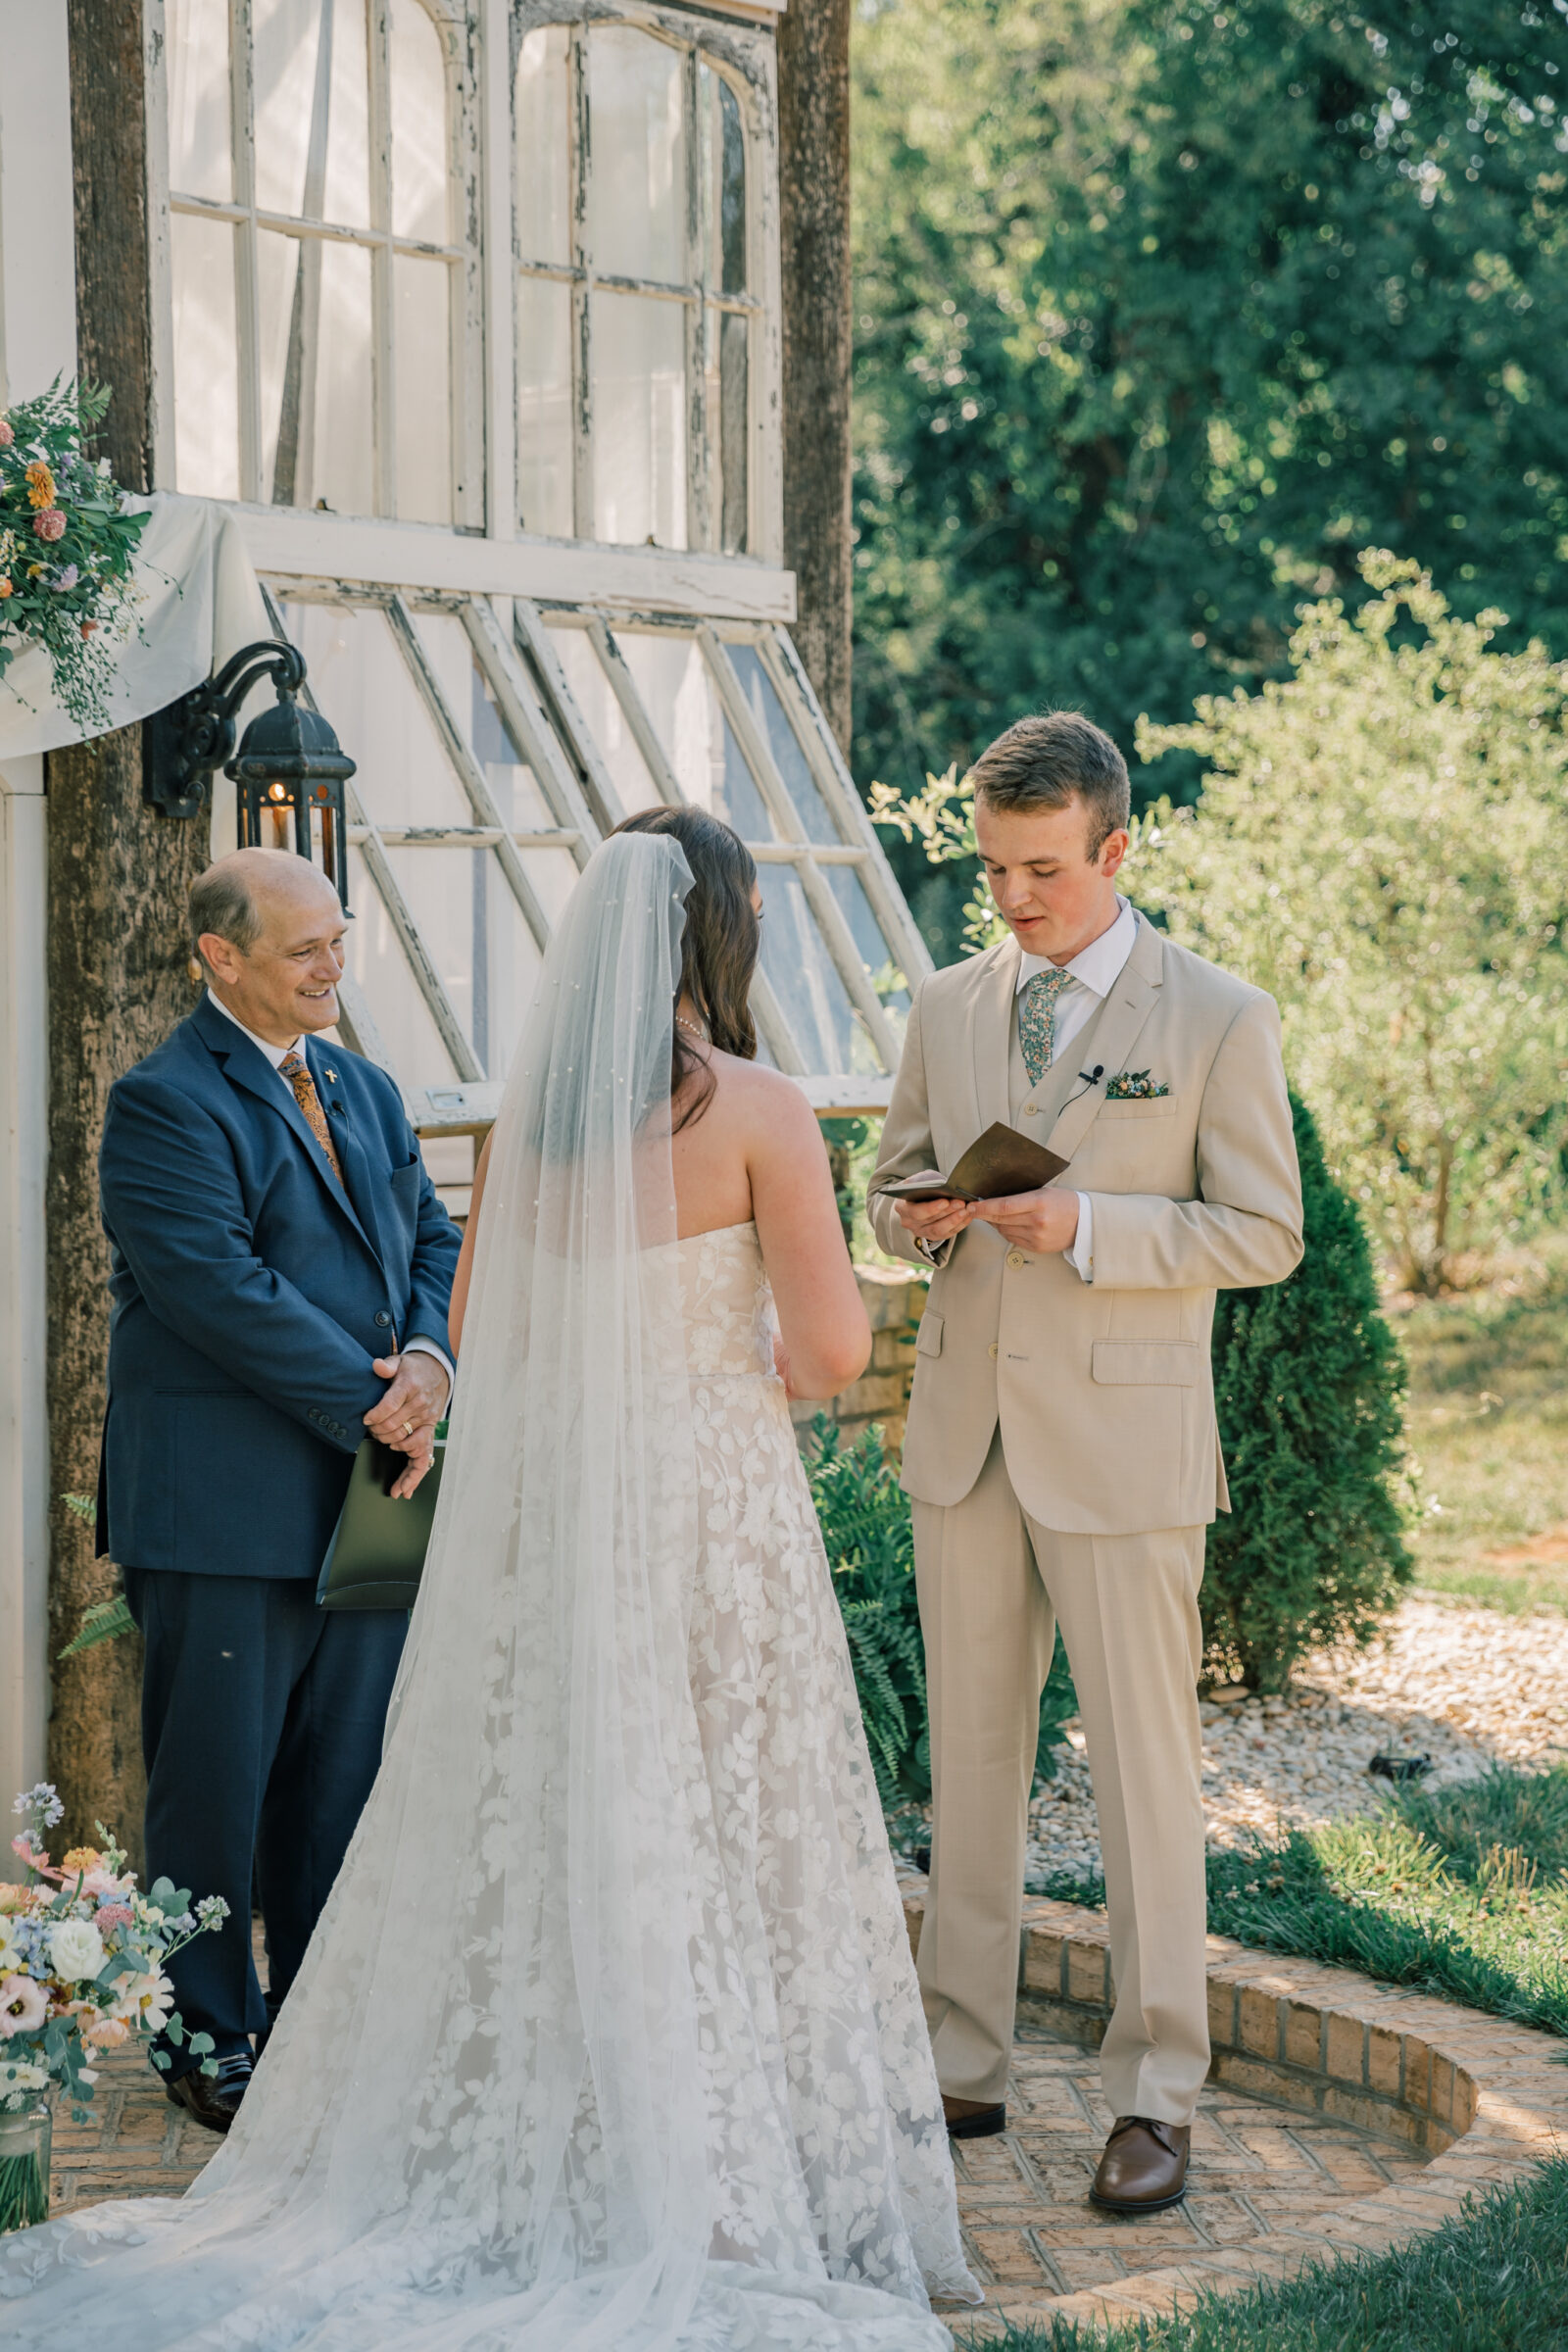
[{"left": 98, "top": 995, "right": 461, "bottom": 1578}]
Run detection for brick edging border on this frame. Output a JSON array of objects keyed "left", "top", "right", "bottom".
[{"left": 903, "top": 1884, "right": 1568, "bottom": 2336}]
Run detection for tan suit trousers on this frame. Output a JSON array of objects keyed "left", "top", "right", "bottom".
[{"left": 913, "top": 1429, "right": 1210, "bottom": 2122}]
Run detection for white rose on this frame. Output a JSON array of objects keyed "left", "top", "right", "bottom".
[{"left": 48, "top": 1918, "right": 107, "bottom": 1983}]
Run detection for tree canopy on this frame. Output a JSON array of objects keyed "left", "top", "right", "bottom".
[{"left": 851, "top": 0, "right": 1568, "bottom": 898}]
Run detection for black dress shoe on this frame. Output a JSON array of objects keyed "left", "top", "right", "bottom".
[
  {"left": 943, "top": 2094, "right": 1006, "bottom": 2139},
  {"left": 166, "top": 2051, "right": 253, "bottom": 2134}
]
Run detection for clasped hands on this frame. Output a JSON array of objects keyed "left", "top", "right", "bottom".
[
  {"left": 365, "top": 1351, "right": 451, "bottom": 1499},
  {"left": 894, "top": 1181, "right": 1080, "bottom": 1257}
]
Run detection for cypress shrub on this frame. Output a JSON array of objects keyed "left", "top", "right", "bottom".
[{"left": 1205, "top": 1091, "right": 1412, "bottom": 1693}]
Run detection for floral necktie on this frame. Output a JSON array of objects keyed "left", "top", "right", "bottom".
[
  {"left": 279, "top": 1050, "right": 346, "bottom": 1189},
  {"left": 1018, "top": 966, "right": 1075, "bottom": 1087}
]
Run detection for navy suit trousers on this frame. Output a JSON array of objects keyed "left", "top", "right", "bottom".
[{"left": 123, "top": 1567, "right": 406, "bottom": 2074}]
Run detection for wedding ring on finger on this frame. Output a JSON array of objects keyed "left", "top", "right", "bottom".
[{"left": 402, "top": 1420, "right": 415, "bottom": 1439}]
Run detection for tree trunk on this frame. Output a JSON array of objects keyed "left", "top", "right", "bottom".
[
  {"left": 777, "top": 0, "right": 854, "bottom": 757},
  {"left": 45, "top": 2, "right": 206, "bottom": 1860}
]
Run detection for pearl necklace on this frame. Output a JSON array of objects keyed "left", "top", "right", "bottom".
[{"left": 676, "top": 1013, "right": 710, "bottom": 1044}]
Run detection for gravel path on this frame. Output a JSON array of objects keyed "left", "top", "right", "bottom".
[{"left": 1026, "top": 1598, "right": 1568, "bottom": 1882}]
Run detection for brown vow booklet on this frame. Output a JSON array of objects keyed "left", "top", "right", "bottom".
[{"left": 880, "top": 1121, "right": 1069, "bottom": 1205}]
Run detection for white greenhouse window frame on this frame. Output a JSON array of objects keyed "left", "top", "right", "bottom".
[
  {"left": 254, "top": 578, "right": 930, "bottom": 1126},
  {"left": 513, "top": 6, "right": 765, "bottom": 557},
  {"left": 145, "top": 0, "right": 906, "bottom": 1131},
  {"left": 153, "top": 0, "right": 483, "bottom": 524}
]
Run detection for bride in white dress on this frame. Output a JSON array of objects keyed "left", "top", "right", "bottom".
[{"left": 1, "top": 815, "right": 980, "bottom": 2349}]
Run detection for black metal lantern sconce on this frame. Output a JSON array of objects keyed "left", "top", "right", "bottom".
[{"left": 145, "top": 638, "right": 358, "bottom": 909}]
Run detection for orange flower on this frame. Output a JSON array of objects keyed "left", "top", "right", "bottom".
[
  {"left": 79, "top": 616, "right": 96, "bottom": 637},
  {"left": 24, "top": 461, "right": 56, "bottom": 511},
  {"left": 61, "top": 1847, "right": 101, "bottom": 1875},
  {"left": 0, "top": 580, "right": 12, "bottom": 601}
]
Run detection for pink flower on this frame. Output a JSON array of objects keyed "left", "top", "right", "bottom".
[
  {"left": 93, "top": 1902, "right": 132, "bottom": 1933},
  {"left": 10, "top": 1836, "right": 51, "bottom": 1876},
  {"left": 0, "top": 417, "right": 14, "bottom": 447},
  {"left": 0, "top": 1974, "right": 48, "bottom": 2036},
  {"left": 31, "top": 510, "right": 66, "bottom": 543}
]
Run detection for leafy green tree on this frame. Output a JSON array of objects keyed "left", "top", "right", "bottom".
[
  {"left": 852, "top": 0, "right": 1568, "bottom": 877},
  {"left": 1207, "top": 1093, "right": 1413, "bottom": 1693},
  {"left": 1136, "top": 556, "right": 1568, "bottom": 1290}
]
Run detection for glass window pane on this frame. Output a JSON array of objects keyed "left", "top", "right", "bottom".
[
  {"left": 587, "top": 25, "right": 685, "bottom": 283},
  {"left": 172, "top": 213, "right": 239, "bottom": 499},
  {"left": 612, "top": 631, "right": 775, "bottom": 838},
  {"left": 545, "top": 624, "right": 662, "bottom": 815},
  {"left": 758, "top": 864, "right": 877, "bottom": 1075},
  {"left": 826, "top": 865, "right": 911, "bottom": 1039},
  {"left": 408, "top": 612, "right": 558, "bottom": 832},
  {"left": 312, "top": 239, "right": 375, "bottom": 515},
  {"left": 726, "top": 645, "right": 840, "bottom": 844},
  {"left": 254, "top": 0, "right": 371, "bottom": 230},
  {"left": 515, "top": 25, "right": 569, "bottom": 266},
  {"left": 394, "top": 257, "right": 452, "bottom": 523},
  {"left": 391, "top": 0, "right": 449, "bottom": 243},
  {"left": 167, "top": 0, "right": 231, "bottom": 201},
  {"left": 256, "top": 228, "right": 301, "bottom": 503},
  {"left": 718, "top": 312, "right": 748, "bottom": 556},
  {"left": 717, "top": 74, "right": 746, "bottom": 294},
  {"left": 516, "top": 274, "right": 573, "bottom": 537},
  {"left": 345, "top": 846, "right": 465, "bottom": 1085},
  {"left": 278, "top": 601, "right": 472, "bottom": 830},
  {"left": 591, "top": 292, "right": 686, "bottom": 550},
  {"left": 383, "top": 844, "right": 543, "bottom": 1082}
]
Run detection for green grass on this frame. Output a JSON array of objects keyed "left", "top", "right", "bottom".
[
  {"left": 1010, "top": 1766, "right": 1568, "bottom": 2348},
  {"left": 1397, "top": 1242, "right": 1568, "bottom": 1614},
  {"left": 958, "top": 2155, "right": 1568, "bottom": 2351},
  {"left": 1028, "top": 1764, "right": 1568, "bottom": 2047}
]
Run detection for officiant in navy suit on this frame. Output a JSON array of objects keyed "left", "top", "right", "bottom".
[{"left": 97, "top": 846, "right": 462, "bottom": 2132}]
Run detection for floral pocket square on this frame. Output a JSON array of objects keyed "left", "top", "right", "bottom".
[{"left": 1105, "top": 1070, "right": 1170, "bottom": 1100}]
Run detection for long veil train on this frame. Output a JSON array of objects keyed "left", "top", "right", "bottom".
[{"left": 1, "top": 834, "right": 973, "bottom": 2350}]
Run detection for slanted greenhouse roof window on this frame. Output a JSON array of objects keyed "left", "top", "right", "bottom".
[{"left": 258, "top": 583, "right": 929, "bottom": 1128}]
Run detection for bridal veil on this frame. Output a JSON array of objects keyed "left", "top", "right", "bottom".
[{"left": 0, "top": 834, "right": 961, "bottom": 2350}]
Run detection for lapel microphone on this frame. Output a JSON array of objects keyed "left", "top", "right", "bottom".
[{"left": 1058, "top": 1063, "right": 1105, "bottom": 1110}]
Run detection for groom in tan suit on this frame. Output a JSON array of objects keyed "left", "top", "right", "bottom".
[{"left": 869, "top": 713, "right": 1301, "bottom": 2211}]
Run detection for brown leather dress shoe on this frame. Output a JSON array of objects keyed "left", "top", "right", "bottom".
[
  {"left": 1089, "top": 2115, "right": 1191, "bottom": 2211},
  {"left": 943, "top": 2093, "right": 1006, "bottom": 2139},
  {"left": 165, "top": 2053, "right": 252, "bottom": 2134}
]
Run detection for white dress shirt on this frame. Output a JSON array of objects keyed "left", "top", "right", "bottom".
[
  {"left": 206, "top": 989, "right": 454, "bottom": 1395},
  {"left": 1015, "top": 896, "right": 1139, "bottom": 1284}
]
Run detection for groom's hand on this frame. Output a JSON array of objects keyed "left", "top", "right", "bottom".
[
  {"left": 973, "top": 1187, "right": 1080, "bottom": 1254},
  {"left": 894, "top": 1188, "right": 976, "bottom": 1247}
]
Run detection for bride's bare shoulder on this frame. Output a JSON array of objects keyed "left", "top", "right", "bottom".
[{"left": 710, "top": 1052, "right": 814, "bottom": 1124}]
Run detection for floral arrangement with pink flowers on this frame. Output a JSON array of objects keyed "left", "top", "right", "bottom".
[
  {"left": 1, "top": 1785, "right": 227, "bottom": 2126},
  {"left": 0, "top": 377, "right": 149, "bottom": 734}
]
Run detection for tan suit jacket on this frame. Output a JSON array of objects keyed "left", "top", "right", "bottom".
[{"left": 868, "top": 915, "right": 1303, "bottom": 1536}]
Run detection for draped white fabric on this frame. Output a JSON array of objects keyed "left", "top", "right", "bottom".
[{"left": 0, "top": 833, "right": 976, "bottom": 2350}]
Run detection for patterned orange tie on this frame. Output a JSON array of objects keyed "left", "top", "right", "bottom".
[{"left": 279, "top": 1050, "right": 346, "bottom": 1189}]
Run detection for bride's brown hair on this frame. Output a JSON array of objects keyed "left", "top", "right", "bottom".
[{"left": 611, "top": 806, "right": 760, "bottom": 1126}]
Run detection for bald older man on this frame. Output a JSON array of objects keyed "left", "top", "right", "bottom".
[{"left": 97, "top": 850, "right": 461, "bottom": 2132}]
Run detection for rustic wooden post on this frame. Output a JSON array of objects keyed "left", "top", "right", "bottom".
[
  {"left": 46, "top": 1, "right": 210, "bottom": 1857},
  {"left": 776, "top": 0, "right": 854, "bottom": 757}
]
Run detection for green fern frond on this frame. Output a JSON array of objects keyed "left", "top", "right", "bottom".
[{"left": 58, "top": 1595, "right": 137, "bottom": 1660}]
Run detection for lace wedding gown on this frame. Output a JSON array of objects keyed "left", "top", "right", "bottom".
[{"left": 1, "top": 836, "right": 978, "bottom": 2351}]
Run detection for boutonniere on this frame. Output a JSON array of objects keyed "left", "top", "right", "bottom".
[{"left": 1105, "top": 1070, "right": 1170, "bottom": 1100}]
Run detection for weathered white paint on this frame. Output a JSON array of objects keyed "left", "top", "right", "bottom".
[
  {"left": 405, "top": 1065, "right": 889, "bottom": 1138},
  {"left": 0, "top": 1, "right": 77, "bottom": 408},
  {"left": 0, "top": 3, "right": 74, "bottom": 1853},
  {"left": 235, "top": 504, "right": 796, "bottom": 616},
  {"left": 0, "top": 766, "right": 51, "bottom": 1863}
]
